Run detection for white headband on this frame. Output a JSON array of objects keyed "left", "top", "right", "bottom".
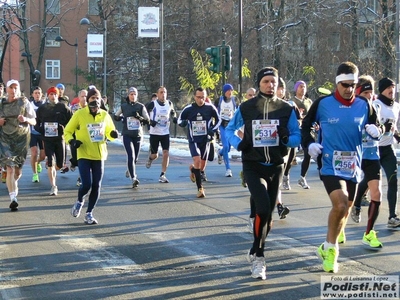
[{"left": 335, "top": 73, "right": 358, "bottom": 84}]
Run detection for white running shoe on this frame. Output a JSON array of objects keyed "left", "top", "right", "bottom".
[
  {"left": 50, "top": 185, "right": 58, "bottom": 196},
  {"left": 225, "top": 169, "right": 233, "bottom": 177},
  {"left": 298, "top": 176, "right": 310, "bottom": 189},
  {"left": 84, "top": 212, "right": 98, "bottom": 225},
  {"left": 71, "top": 200, "right": 84, "bottom": 218},
  {"left": 251, "top": 256, "right": 266, "bottom": 280},
  {"left": 159, "top": 175, "right": 169, "bottom": 183}
]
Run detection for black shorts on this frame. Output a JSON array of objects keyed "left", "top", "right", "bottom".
[
  {"left": 43, "top": 139, "right": 65, "bottom": 169},
  {"left": 30, "top": 134, "right": 44, "bottom": 149},
  {"left": 320, "top": 175, "right": 357, "bottom": 201},
  {"left": 149, "top": 134, "right": 170, "bottom": 154},
  {"left": 189, "top": 141, "right": 213, "bottom": 160},
  {"left": 361, "top": 159, "right": 381, "bottom": 182}
]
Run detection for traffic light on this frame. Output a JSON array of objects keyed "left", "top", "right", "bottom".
[
  {"left": 224, "top": 45, "right": 232, "bottom": 71},
  {"left": 205, "top": 46, "right": 222, "bottom": 73}
]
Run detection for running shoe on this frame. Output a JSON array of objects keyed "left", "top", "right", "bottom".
[
  {"left": 217, "top": 152, "right": 223, "bottom": 164},
  {"left": 361, "top": 194, "right": 370, "bottom": 206},
  {"left": 362, "top": 230, "right": 383, "bottom": 250},
  {"left": 246, "top": 249, "right": 256, "bottom": 263},
  {"left": 277, "top": 204, "right": 290, "bottom": 219},
  {"left": 251, "top": 256, "right": 266, "bottom": 280},
  {"left": 200, "top": 171, "right": 207, "bottom": 182},
  {"left": 247, "top": 217, "right": 254, "bottom": 234},
  {"left": 239, "top": 171, "right": 247, "bottom": 188},
  {"left": 387, "top": 217, "right": 400, "bottom": 229},
  {"left": 70, "top": 165, "right": 76, "bottom": 172},
  {"left": 225, "top": 169, "right": 232, "bottom": 177},
  {"left": 351, "top": 206, "right": 361, "bottom": 223},
  {"left": 37, "top": 163, "right": 42, "bottom": 173},
  {"left": 60, "top": 166, "right": 69, "bottom": 173},
  {"left": 76, "top": 177, "right": 81, "bottom": 187},
  {"left": 49, "top": 185, "right": 58, "bottom": 196},
  {"left": 32, "top": 173, "right": 39, "bottom": 183},
  {"left": 71, "top": 200, "right": 84, "bottom": 217},
  {"left": 298, "top": 176, "right": 310, "bottom": 189},
  {"left": 159, "top": 175, "right": 169, "bottom": 183},
  {"left": 132, "top": 178, "right": 140, "bottom": 188},
  {"left": 282, "top": 175, "right": 291, "bottom": 190},
  {"left": 84, "top": 212, "right": 98, "bottom": 225},
  {"left": 189, "top": 165, "right": 196, "bottom": 183},
  {"left": 316, "top": 244, "right": 339, "bottom": 273},
  {"left": 338, "top": 231, "right": 346, "bottom": 244},
  {"left": 1, "top": 170, "right": 6, "bottom": 183},
  {"left": 125, "top": 170, "right": 130, "bottom": 178},
  {"left": 9, "top": 198, "right": 18, "bottom": 211},
  {"left": 146, "top": 158, "right": 153, "bottom": 169},
  {"left": 197, "top": 187, "right": 205, "bottom": 198}
]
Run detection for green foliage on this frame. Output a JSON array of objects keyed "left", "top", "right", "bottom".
[
  {"left": 242, "top": 58, "right": 251, "bottom": 78},
  {"left": 302, "top": 65, "right": 316, "bottom": 88},
  {"left": 179, "top": 48, "right": 221, "bottom": 101}
]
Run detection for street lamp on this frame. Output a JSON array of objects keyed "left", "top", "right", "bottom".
[
  {"left": 150, "top": 0, "right": 164, "bottom": 86},
  {"left": 80, "top": 17, "right": 107, "bottom": 97},
  {"left": 55, "top": 35, "right": 78, "bottom": 95}
]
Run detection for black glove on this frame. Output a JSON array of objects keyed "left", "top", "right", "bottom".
[
  {"left": 384, "top": 120, "right": 394, "bottom": 133},
  {"left": 134, "top": 112, "right": 148, "bottom": 125},
  {"left": 394, "top": 132, "right": 400, "bottom": 144},
  {"left": 150, "top": 120, "right": 158, "bottom": 127},
  {"left": 69, "top": 139, "right": 83, "bottom": 149},
  {"left": 114, "top": 115, "right": 122, "bottom": 121},
  {"left": 110, "top": 130, "right": 118, "bottom": 139},
  {"left": 172, "top": 117, "right": 178, "bottom": 124},
  {"left": 179, "top": 120, "right": 188, "bottom": 127},
  {"left": 207, "top": 129, "right": 214, "bottom": 141},
  {"left": 278, "top": 126, "right": 289, "bottom": 144}
]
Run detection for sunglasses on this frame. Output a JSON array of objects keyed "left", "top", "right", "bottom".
[{"left": 340, "top": 82, "right": 356, "bottom": 89}]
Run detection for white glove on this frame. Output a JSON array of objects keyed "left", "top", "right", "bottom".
[
  {"left": 365, "top": 124, "right": 380, "bottom": 138},
  {"left": 308, "top": 143, "right": 323, "bottom": 159}
]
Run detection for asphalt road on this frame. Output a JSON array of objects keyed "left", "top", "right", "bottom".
[{"left": 0, "top": 140, "right": 399, "bottom": 300}]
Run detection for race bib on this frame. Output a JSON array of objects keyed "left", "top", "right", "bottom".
[
  {"left": 44, "top": 122, "right": 58, "bottom": 137},
  {"left": 156, "top": 114, "right": 168, "bottom": 127},
  {"left": 220, "top": 108, "right": 233, "bottom": 120},
  {"left": 252, "top": 119, "right": 279, "bottom": 147},
  {"left": 192, "top": 120, "right": 206, "bottom": 136},
  {"left": 87, "top": 122, "right": 105, "bottom": 142},
  {"left": 127, "top": 117, "right": 140, "bottom": 130},
  {"left": 332, "top": 150, "right": 357, "bottom": 178}
]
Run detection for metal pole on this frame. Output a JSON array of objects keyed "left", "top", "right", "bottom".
[
  {"left": 75, "top": 38, "right": 78, "bottom": 95},
  {"left": 238, "top": 0, "right": 243, "bottom": 102},
  {"left": 160, "top": 0, "right": 164, "bottom": 86},
  {"left": 103, "top": 19, "right": 107, "bottom": 97}
]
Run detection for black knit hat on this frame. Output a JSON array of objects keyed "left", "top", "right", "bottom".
[
  {"left": 278, "top": 77, "right": 286, "bottom": 89},
  {"left": 256, "top": 67, "right": 278, "bottom": 87},
  {"left": 87, "top": 87, "right": 101, "bottom": 99},
  {"left": 378, "top": 77, "right": 395, "bottom": 94}
]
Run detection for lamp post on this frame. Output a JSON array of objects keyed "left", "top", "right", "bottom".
[
  {"left": 80, "top": 17, "right": 107, "bottom": 97},
  {"left": 150, "top": 0, "right": 164, "bottom": 86},
  {"left": 55, "top": 36, "right": 78, "bottom": 95}
]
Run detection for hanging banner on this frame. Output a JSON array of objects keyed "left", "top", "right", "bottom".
[
  {"left": 87, "top": 34, "right": 104, "bottom": 58},
  {"left": 138, "top": 7, "right": 159, "bottom": 38}
]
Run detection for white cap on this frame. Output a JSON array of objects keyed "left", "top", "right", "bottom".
[{"left": 6, "top": 79, "right": 19, "bottom": 88}]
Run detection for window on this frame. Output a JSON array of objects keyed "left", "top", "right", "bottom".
[
  {"left": 46, "top": 27, "right": 60, "bottom": 47},
  {"left": 89, "top": 0, "right": 98, "bottom": 15},
  {"left": 46, "top": 60, "right": 60, "bottom": 79},
  {"left": 46, "top": 0, "right": 60, "bottom": 15}
]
